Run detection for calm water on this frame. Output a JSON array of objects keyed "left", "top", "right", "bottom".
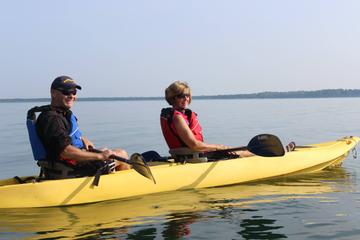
[{"left": 1, "top": 98, "right": 360, "bottom": 239}]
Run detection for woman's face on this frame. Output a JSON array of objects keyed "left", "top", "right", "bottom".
[{"left": 173, "top": 92, "right": 191, "bottom": 110}]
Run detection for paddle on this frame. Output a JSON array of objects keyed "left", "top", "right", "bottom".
[
  {"left": 141, "top": 134, "right": 285, "bottom": 162},
  {"left": 215, "top": 133, "right": 285, "bottom": 157},
  {"left": 90, "top": 148, "right": 156, "bottom": 184}
]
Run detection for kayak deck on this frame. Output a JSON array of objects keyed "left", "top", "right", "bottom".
[{"left": 0, "top": 136, "right": 358, "bottom": 208}]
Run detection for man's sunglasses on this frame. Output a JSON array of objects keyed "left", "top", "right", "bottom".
[
  {"left": 175, "top": 93, "right": 190, "bottom": 99},
  {"left": 57, "top": 89, "right": 77, "bottom": 96}
]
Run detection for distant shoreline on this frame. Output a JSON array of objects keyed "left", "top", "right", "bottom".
[{"left": 1, "top": 89, "right": 360, "bottom": 103}]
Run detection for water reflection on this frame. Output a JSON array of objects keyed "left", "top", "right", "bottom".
[
  {"left": 238, "top": 216, "right": 287, "bottom": 239},
  {"left": 161, "top": 213, "right": 201, "bottom": 239},
  {"left": 0, "top": 168, "right": 354, "bottom": 239}
]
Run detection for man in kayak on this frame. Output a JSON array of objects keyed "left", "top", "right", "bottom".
[
  {"left": 160, "top": 81, "right": 254, "bottom": 159},
  {"left": 35, "top": 75, "right": 130, "bottom": 179}
]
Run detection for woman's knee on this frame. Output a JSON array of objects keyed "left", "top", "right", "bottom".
[{"left": 114, "top": 148, "right": 129, "bottom": 159}]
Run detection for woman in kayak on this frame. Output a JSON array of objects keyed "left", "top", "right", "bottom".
[
  {"left": 160, "top": 81, "right": 254, "bottom": 158},
  {"left": 160, "top": 81, "right": 296, "bottom": 159}
]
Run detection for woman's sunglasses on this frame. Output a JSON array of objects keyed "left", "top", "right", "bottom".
[{"left": 175, "top": 93, "right": 190, "bottom": 99}]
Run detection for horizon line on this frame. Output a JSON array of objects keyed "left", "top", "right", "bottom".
[{"left": 1, "top": 88, "right": 360, "bottom": 103}]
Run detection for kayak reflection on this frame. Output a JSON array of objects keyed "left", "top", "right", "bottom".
[{"left": 0, "top": 168, "right": 352, "bottom": 240}]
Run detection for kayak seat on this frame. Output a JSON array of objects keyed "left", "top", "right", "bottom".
[
  {"left": 37, "top": 161, "right": 77, "bottom": 179},
  {"left": 169, "top": 148, "right": 208, "bottom": 163}
]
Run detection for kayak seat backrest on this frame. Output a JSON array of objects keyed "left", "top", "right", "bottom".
[
  {"left": 26, "top": 105, "right": 52, "bottom": 161},
  {"left": 26, "top": 118, "right": 47, "bottom": 161},
  {"left": 169, "top": 148, "right": 208, "bottom": 163}
]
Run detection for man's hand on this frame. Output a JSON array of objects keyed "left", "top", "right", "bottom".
[
  {"left": 82, "top": 136, "right": 95, "bottom": 150},
  {"left": 100, "top": 148, "right": 117, "bottom": 161}
]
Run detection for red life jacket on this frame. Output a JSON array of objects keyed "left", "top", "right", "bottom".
[{"left": 160, "top": 108, "right": 204, "bottom": 149}]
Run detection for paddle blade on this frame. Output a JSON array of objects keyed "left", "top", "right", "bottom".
[
  {"left": 247, "top": 134, "right": 285, "bottom": 157},
  {"left": 130, "top": 153, "right": 156, "bottom": 184}
]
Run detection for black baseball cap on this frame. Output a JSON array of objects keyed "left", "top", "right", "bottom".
[{"left": 51, "top": 76, "right": 82, "bottom": 91}]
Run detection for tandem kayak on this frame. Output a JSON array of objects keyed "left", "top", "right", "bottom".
[
  {"left": 0, "top": 136, "right": 358, "bottom": 208},
  {"left": 0, "top": 175, "right": 349, "bottom": 239}
]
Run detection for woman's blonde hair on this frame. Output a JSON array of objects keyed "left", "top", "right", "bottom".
[{"left": 165, "top": 81, "right": 192, "bottom": 105}]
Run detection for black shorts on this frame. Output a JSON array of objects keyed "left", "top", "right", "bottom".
[{"left": 73, "top": 160, "right": 109, "bottom": 177}]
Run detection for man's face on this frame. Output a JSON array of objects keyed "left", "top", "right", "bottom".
[{"left": 51, "top": 88, "right": 77, "bottom": 109}]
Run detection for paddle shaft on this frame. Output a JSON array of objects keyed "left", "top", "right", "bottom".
[
  {"left": 141, "top": 146, "right": 257, "bottom": 162},
  {"left": 209, "top": 146, "right": 247, "bottom": 154},
  {"left": 142, "top": 134, "right": 286, "bottom": 162},
  {"left": 89, "top": 148, "right": 130, "bottom": 163},
  {"left": 187, "top": 134, "right": 285, "bottom": 156},
  {"left": 167, "top": 143, "right": 310, "bottom": 156},
  {"left": 214, "top": 145, "right": 311, "bottom": 154},
  {"left": 143, "top": 146, "right": 265, "bottom": 161}
]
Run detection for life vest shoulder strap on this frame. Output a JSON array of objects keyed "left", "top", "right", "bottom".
[
  {"left": 160, "top": 107, "right": 193, "bottom": 125},
  {"left": 184, "top": 109, "right": 193, "bottom": 123},
  {"left": 160, "top": 107, "right": 173, "bottom": 121}
]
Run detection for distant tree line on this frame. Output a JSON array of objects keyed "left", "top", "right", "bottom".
[
  {"left": 1, "top": 89, "right": 360, "bottom": 103},
  {"left": 195, "top": 89, "right": 360, "bottom": 99}
]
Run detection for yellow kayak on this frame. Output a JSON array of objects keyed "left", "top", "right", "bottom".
[
  {"left": 0, "top": 136, "right": 358, "bottom": 208},
  {"left": 0, "top": 172, "right": 349, "bottom": 239}
]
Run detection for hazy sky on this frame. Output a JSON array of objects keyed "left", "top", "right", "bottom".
[{"left": 1, "top": 0, "right": 360, "bottom": 98}]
